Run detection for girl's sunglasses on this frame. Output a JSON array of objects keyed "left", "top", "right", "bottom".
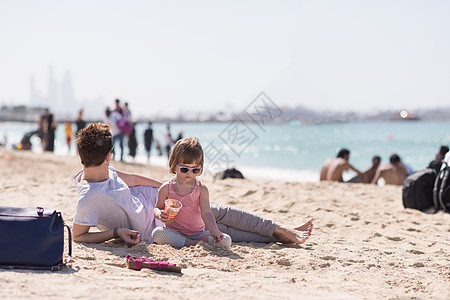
[{"left": 177, "top": 164, "right": 202, "bottom": 174}]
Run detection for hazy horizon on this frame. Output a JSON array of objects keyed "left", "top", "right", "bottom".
[{"left": 1, "top": 1, "right": 449, "bottom": 119}]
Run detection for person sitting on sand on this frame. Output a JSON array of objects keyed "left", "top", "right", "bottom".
[
  {"left": 347, "top": 155, "right": 381, "bottom": 183},
  {"left": 320, "top": 148, "right": 363, "bottom": 182},
  {"left": 428, "top": 145, "right": 449, "bottom": 173},
  {"left": 152, "top": 137, "right": 232, "bottom": 248},
  {"left": 72, "top": 123, "right": 313, "bottom": 246},
  {"left": 371, "top": 154, "right": 407, "bottom": 185}
]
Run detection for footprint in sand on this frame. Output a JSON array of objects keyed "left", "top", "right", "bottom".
[
  {"left": 407, "top": 228, "right": 422, "bottom": 232},
  {"left": 386, "top": 236, "right": 404, "bottom": 242},
  {"left": 241, "top": 190, "right": 257, "bottom": 197},
  {"left": 316, "top": 208, "right": 333, "bottom": 212},
  {"left": 78, "top": 256, "right": 97, "bottom": 261},
  {"left": 348, "top": 259, "right": 365, "bottom": 263},
  {"left": 408, "top": 250, "right": 425, "bottom": 255},
  {"left": 320, "top": 256, "right": 337, "bottom": 261}
]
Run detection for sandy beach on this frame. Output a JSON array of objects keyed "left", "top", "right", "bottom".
[{"left": 0, "top": 149, "right": 449, "bottom": 299}]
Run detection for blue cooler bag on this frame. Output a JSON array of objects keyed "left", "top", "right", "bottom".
[{"left": 0, "top": 206, "right": 72, "bottom": 271}]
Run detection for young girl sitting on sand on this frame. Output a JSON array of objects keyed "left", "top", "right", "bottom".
[{"left": 152, "top": 137, "right": 232, "bottom": 248}]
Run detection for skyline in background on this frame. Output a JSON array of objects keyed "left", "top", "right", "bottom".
[{"left": 1, "top": 0, "right": 449, "bottom": 119}]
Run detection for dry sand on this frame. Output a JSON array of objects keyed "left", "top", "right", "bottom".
[{"left": 0, "top": 149, "right": 449, "bottom": 299}]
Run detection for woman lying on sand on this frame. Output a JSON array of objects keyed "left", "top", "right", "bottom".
[{"left": 72, "top": 123, "right": 313, "bottom": 247}]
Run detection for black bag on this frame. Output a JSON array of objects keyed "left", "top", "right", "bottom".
[
  {"left": 0, "top": 206, "right": 72, "bottom": 271},
  {"left": 433, "top": 161, "right": 450, "bottom": 213},
  {"left": 402, "top": 168, "right": 437, "bottom": 212}
]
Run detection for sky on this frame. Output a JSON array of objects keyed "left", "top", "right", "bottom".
[{"left": 1, "top": 0, "right": 449, "bottom": 119}]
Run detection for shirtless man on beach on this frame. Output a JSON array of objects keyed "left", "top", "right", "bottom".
[
  {"left": 347, "top": 156, "right": 381, "bottom": 183},
  {"left": 320, "top": 148, "right": 363, "bottom": 182},
  {"left": 371, "top": 154, "right": 407, "bottom": 185}
]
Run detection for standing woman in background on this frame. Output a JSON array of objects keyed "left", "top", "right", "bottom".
[
  {"left": 128, "top": 123, "right": 138, "bottom": 161},
  {"left": 144, "top": 122, "right": 154, "bottom": 163}
]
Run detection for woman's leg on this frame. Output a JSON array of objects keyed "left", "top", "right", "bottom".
[
  {"left": 273, "top": 220, "right": 313, "bottom": 244},
  {"left": 211, "top": 204, "right": 313, "bottom": 244},
  {"left": 118, "top": 134, "right": 124, "bottom": 161},
  {"left": 216, "top": 223, "right": 277, "bottom": 243},
  {"left": 210, "top": 204, "right": 278, "bottom": 242}
]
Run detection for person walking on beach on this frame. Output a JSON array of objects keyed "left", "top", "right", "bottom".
[
  {"left": 320, "top": 148, "right": 363, "bottom": 182},
  {"left": 164, "top": 124, "right": 174, "bottom": 159},
  {"left": 372, "top": 154, "right": 408, "bottom": 185},
  {"left": 64, "top": 120, "right": 73, "bottom": 153},
  {"left": 114, "top": 98, "right": 123, "bottom": 115},
  {"left": 127, "top": 123, "right": 138, "bottom": 161},
  {"left": 72, "top": 123, "right": 312, "bottom": 245},
  {"left": 105, "top": 106, "right": 125, "bottom": 161},
  {"left": 144, "top": 122, "right": 154, "bottom": 163},
  {"left": 176, "top": 130, "right": 183, "bottom": 142},
  {"left": 128, "top": 123, "right": 138, "bottom": 161},
  {"left": 75, "top": 109, "right": 87, "bottom": 135},
  {"left": 37, "top": 116, "right": 46, "bottom": 151},
  {"left": 42, "top": 108, "right": 57, "bottom": 152},
  {"left": 122, "top": 102, "right": 131, "bottom": 121},
  {"left": 152, "top": 137, "right": 232, "bottom": 248}
]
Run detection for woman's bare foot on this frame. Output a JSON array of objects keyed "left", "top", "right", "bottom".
[
  {"left": 273, "top": 221, "right": 313, "bottom": 244},
  {"left": 294, "top": 219, "right": 313, "bottom": 233}
]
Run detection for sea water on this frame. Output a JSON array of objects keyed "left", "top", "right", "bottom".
[{"left": 1, "top": 121, "right": 450, "bottom": 182}]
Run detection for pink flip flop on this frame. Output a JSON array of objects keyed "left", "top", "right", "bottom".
[{"left": 125, "top": 254, "right": 182, "bottom": 273}]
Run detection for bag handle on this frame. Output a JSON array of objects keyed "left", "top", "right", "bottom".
[
  {"left": 65, "top": 224, "right": 72, "bottom": 264},
  {"left": 50, "top": 224, "right": 72, "bottom": 271}
]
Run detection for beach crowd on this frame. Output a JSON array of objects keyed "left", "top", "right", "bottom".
[
  {"left": 15, "top": 98, "right": 183, "bottom": 164},
  {"left": 319, "top": 146, "right": 449, "bottom": 186}
]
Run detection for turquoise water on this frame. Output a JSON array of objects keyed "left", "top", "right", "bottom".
[{"left": 1, "top": 121, "right": 450, "bottom": 182}]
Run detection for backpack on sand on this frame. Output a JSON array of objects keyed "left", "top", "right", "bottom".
[
  {"left": 402, "top": 168, "right": 437, "bottom": 212},
  {"left": 433, "top": 159, "right": 450, "bottom": 213}
]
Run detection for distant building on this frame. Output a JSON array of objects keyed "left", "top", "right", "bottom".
[{"left": 0, "top": 105, "right": 45, "bottom": 122}]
